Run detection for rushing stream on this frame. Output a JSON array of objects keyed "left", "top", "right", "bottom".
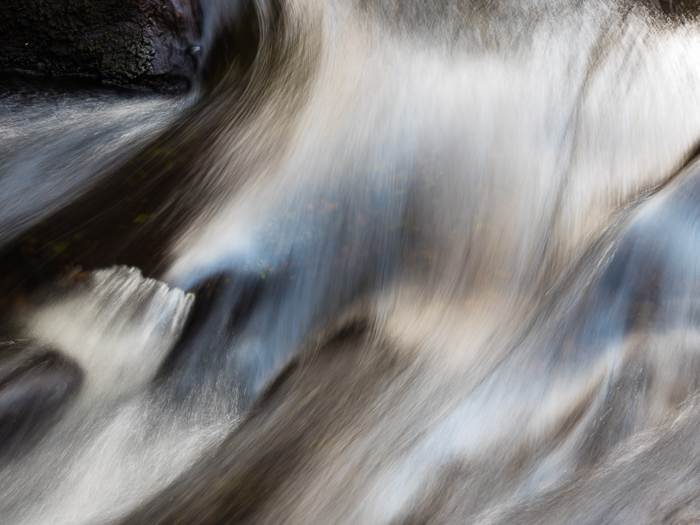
[{"left": 4, "top": 0, "right": 700, "bottom": 523}]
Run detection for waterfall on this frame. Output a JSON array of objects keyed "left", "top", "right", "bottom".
[{"left": 3, "top": 0, "right": 700, "bottom": 523}]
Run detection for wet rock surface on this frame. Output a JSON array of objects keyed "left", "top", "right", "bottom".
[
  {"left": 0, "top": 0, "right": 201, "bottom": 93},
  {"left": 657, "top": 0, "right": 700, "bottom": 16},
  {"left": 0, "top": 342, "right": 82, "bottom": 460}
]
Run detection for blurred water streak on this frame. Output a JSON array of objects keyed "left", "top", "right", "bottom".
[{"left": 4, "top": 1, "right": 700, "bottom": 524}]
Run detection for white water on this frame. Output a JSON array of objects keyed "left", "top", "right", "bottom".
[
  {"left": 27, "top": 267, "right": 194, "bottom": 402},
  {"left": 0, "top": 267, "right": 236, "bottom": 525},
  {"left": 0, "top": 79, "right": 191, "bottom": 244},
  {"left": 6, "top": 0, "right": 700, "bottom": 523}
]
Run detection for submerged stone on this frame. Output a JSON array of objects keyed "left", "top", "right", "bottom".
[{"left": 0, "top": 343, "right": 82, "bottom": 459}]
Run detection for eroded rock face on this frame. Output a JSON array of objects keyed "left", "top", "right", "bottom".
[{"left": 0, "top": 0, "right": 201, "bottom": 92}]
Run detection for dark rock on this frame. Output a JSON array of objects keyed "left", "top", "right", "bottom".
[
  {"left": 657, "top": 0, "right": 700, "bottom": 16},
  {"left": 0, "top": 0, "right": 201, "bottom": 92},
  {"left": 0, "top": 341, "right": 83, "bottom": 459}
]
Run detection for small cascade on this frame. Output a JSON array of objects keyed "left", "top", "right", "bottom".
[
  {"left": 0, "top": 267, "right": 236, "bottom": 525},
  {"left": 26, "top": 266, "right": 193, "bottom": 403}
]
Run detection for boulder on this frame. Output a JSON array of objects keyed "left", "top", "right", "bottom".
[{"left": 0, "top": 0, "right": 201, "bottom": 92}]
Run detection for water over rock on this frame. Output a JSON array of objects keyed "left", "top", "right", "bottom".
[{"left": 0, "top": 342, "right": 82, "bottom": 460}]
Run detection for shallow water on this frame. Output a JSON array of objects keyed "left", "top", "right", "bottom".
[{"left": 3, "top": 0, "right": 700, "bottom": 523}]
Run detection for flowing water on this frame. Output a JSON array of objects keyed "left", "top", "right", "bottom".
[{"left": 3, "top": 0, "right": 700, "bottom": 523}]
